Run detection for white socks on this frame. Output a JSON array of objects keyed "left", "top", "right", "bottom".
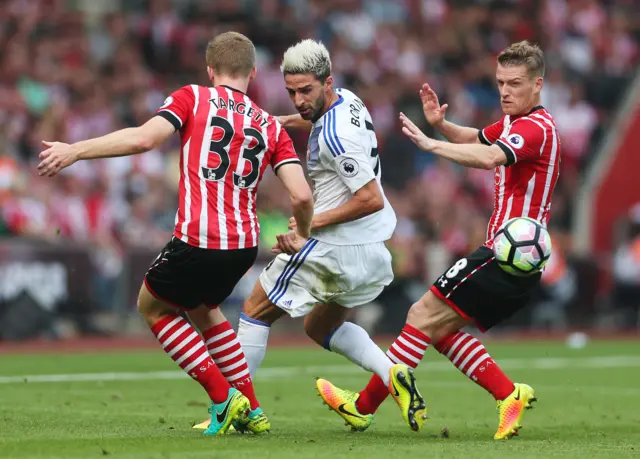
[
  {"left": 238, "top": 315, "right": 393, "bottom": 385},
  {"left": 237, "top": 313, "right": 270, "bottom": 376},
  {"left": 325, "top": 322, "right": 393, "bottom": 385}
]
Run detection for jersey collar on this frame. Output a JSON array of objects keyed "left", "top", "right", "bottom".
[
  {"left": 314, "top": 94, "right": 344, "bottom": 123},
  {"left": 511, "top": 105, "right": 544, "bottom": 120},
  {"left": 217, "top": 84, "right": 246, "bottom": 95}
]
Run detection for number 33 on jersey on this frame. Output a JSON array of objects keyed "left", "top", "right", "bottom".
[{"left": 156, "top": 84, "right": 300, "bottom": 251}]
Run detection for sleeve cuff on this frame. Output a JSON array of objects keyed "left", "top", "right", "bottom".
[
  {"left": 273, "top": 158, "right": 301, "bottom": 175},
  {"left": 495, "top": 139, "right": 517, "bottom": 166},
  {"left": 478, "top": 129, "right": 492, "bottom": 146},
  {"left": 156, "top": 110, "right": 183, "bottom": 131}
]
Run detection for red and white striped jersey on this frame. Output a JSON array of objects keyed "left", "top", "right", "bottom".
[
  {"left": 478, "top": 106, "right": 561, "bottom": 247},
  {"left": 156, "top": 84, "right": 300, "bottom": 250}
]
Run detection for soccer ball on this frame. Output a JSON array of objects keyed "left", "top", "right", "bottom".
[{"left": 492, "top": 217, "right": 552, "bottom": 276}]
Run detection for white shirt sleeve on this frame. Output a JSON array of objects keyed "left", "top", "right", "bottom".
[{"left": 325, "top": 135, "right": 376, "bottom": 194}]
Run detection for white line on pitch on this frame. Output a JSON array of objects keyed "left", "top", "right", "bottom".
[{"left": 0, "top": 355, "right": 639, "bottom": 385}]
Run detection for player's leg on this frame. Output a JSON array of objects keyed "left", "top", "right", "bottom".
[
  {"left": 138, "top": 284, "right": 249, "bottom": 435},
  {"left": 237, "top": 239, "right": 321, "bottom": 376},
  {"left": 356, "top": 247, "right": 539, "bottom": 438},
  {"left": 413, "top": 252, "right": 539, "bottom": 440},
  {"left": 352, "top": 290, "right": 466, "bottom": 418},
  {"left": 186, "top": 244, "right": 260, "bottom": 411},
  {"left": 189, "top": 291, "right": 280, "bottom": 435},
  {"left": 138, "top": 285, "right": 231, "bottom": 402},
  {"left": 432, "top": 330, "right": 515, "bottom": 402},
  {"left": 304, "top": 303, "right": 394, "bottom": 384},
  {"left": 423, "top": 303, "right": 536, "bottom": 439},
  {"left": 187, "top": 306, "right": 259, "bottom": 411},
  {"left": 236, "top": 279, "right": 287, "bottom": 376},
  {"left": 143, "top": 239, "right": 253, "bottom": 435},
  {"left": 306, "top": 302, "right": 426, "bottom": 432},
  {"left": 188, "top": 245, "right": 271, "bottom": 434}
]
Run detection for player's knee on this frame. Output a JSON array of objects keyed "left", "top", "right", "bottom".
[
  {"left": 406, "top": 298, "right": 432, "bottom": 334},
  {"left": 242, "top": 297, "right": 284, "bottom": 326},
  {"left": 137, "top": 284, "right": 172, "bottom": 323},
  {"left": 406, "top": 293, "right": 462, "bottom": 343},
  {"left": 136, "top": 288, "right": 152, "bottom": 316},
  {"left": 303, "top": 316, "right": 325, "bottom": 345}
]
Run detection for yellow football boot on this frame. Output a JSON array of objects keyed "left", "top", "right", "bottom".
[
  {"left": 316, "top": 378, "right": 373, "bottom": 432},
  {"left": 494, "top": 383, "right": 537, "bottom": 440},
  {"left": 388, "top": 364, "right": 427, "bottom": 432}
]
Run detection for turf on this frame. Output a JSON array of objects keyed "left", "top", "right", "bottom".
[{"left": 1, "top": 340, "right": 639, "bottom": 459}]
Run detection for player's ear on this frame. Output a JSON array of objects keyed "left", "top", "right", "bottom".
[
  {"left": 206, "top": 66, "right": 214, "bottom": 81},
  {"left": 249, "top": 66, "right": 257, "bottom": 81},
  {"left": 324, "top": 75, "right": 334, "bottom": 89},
  {"left": 534, "top": 76, "right": 543, "bottom": 94}
]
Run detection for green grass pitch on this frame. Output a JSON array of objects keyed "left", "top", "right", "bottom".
[{"left": 1, "top": 340, "right": 639, "bottom": 459}]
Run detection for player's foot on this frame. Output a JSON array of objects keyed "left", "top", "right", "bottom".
[
  {"left": 232, "top": 407, "right": 271, "bottom": 434},
  {"left": 203, "top": 388, "right": 250, "bottom": 436},
  {"left": 316, "top": 378, "right": 373, "bottom": 432},
  {"left": 388, "top": 364, "right": 427, "bottom": 432},
  {"left": 494, "top": 383, "right": 537, "bottom": 440},
  {"left": 194, "top": 407, "right": 270, "bottom": 434},
  {"left": 192, "top": 418, "right": 211, "bottom": 430}
]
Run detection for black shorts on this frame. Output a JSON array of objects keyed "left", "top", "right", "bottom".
[
  {"left": 430, "top": 246, "right": 541, "bottom": 331},
  {"left": 144, "top": 237, "right": 258, "bottom": 310}
]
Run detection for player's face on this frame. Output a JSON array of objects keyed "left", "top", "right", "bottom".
[
  {"left": 284, "top": 74, "right": 330, "bottom": 121},
  {"left": 496, "top": 64, "right": 543, "bottom": 116}
]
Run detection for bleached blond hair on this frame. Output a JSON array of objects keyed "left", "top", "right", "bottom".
[{"left": 280, "top": 39, "right": 332, "bottom": 80}]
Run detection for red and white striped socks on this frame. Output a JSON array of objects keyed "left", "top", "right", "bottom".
[
  {"left": 434, "top": 331, "right": 514, "bottom": 400},
  {"left": 203, "top": 321, "right": 260, "bottom": 410},
  {"left": 356, "top": 324, "right": 430, "bottom": 415},
  {"left": 150, "top": 315, "right": 230, "bottom": 404},
  {"left": 354, "top": 325, "right": 516, "bottom": 415}
]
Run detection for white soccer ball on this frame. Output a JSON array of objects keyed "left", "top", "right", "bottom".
[{"left": 492, "top": 217, "right": 552, "bottom": 276}]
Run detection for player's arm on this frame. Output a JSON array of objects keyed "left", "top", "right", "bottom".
[
  {"left": 72, "top": 117, "right": 175, "bottom": 159},
  {"left": 400, "top": 112, "right": 508, "bottom": 170},
  {"left": 271, "top": 127, "right": 314, "bottom": 239},
  {"left": 430, "top": 141, "right": 507, "bottom": 169},
  {"left": 419, "top": 83, "right": 479, "bottom": 144},
  {"left": 38, "top": 86, "right": 194, "bottom": 177},
  {"left": 312, "top": 179, "right": 383, "bottom": 230},
  {"left": 312, "top": 136, "right": 384, "bottom": 230},
  {"left": 435, "top": 120, "right": 480, "bottom": 144},
  {"left": 276, "top": 163, "right": 314, "bottom": 238},
  {"left": 277, "top": 114, "right": 312, "bottom": 131},
  {"left": 37, "top": 117, "right": 175, "bottom": 177}
]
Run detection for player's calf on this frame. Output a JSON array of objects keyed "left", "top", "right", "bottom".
[
  {"left": 138, "top": 283, "right": 233, "bottom": 408},
  {"left": 355, "top": 322, "right": 430, "bottom": 416},
  {"left": 434, "top": 331, "right": 515, "bottom": 401}
]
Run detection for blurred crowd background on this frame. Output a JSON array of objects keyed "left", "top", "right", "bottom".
[{"left": 0, "top": 0, "right": 639, "bottom": 340}]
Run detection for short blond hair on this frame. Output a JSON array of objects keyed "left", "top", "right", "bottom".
[
  {"left": 497, "top": 41, "right": 545, "bottom": 78},
  {"left": 206, "top": 32, "right": 256, "bottom": 78}
]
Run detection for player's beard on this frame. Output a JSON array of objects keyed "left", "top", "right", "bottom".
[{"left": 309, "top": 92, "right": 326, "bottom": 123}]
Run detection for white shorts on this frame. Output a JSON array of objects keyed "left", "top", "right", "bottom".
[{"left": 259, "top": 238, "right": 394, "bottom": 318}]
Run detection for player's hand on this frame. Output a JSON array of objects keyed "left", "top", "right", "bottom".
[
  {"left": 272, "top": 230, "right": 308, "bottom": 255},
  {"left": 37, "top": 141, "right": 79, "bottom": 177},
  {"left": 277, "top": 114, "right": 312, "bottom": 131},
  {"left": 400, "top": 112, "right": 437, "bottom": 151},
  {"left": 420, "top": 83, "right": 448, "bottom": 127},
  {"left": 277, "top": 115, "right": 292, "bottom": 127}
]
